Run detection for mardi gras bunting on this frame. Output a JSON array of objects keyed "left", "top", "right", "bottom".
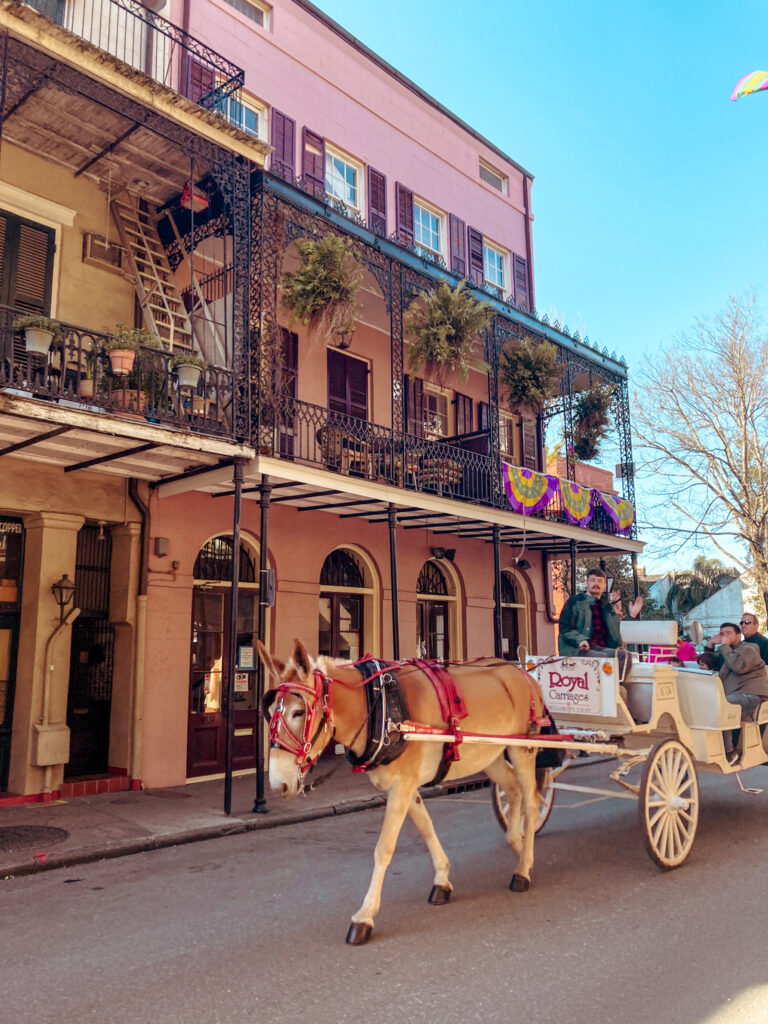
[
  {"left": 595, "top": 491, "right": 635, "bottom": 535},
  {"left": 502, "top": 463, "right": 556, "bottom": 514},
  {"left": 557, "top": 479, "right": 594, "bottom": 527}
]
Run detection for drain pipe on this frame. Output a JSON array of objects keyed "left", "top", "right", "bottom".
[
  {"left": 41, "top": 605, "right": 80, "bottom": 797},
  {"left": 128, "top": 478, "right": 150, "bottom": 790}
]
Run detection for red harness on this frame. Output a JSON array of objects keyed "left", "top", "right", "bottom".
[{"left": 410, "top": 659, "right": 468, "bottom": 764}]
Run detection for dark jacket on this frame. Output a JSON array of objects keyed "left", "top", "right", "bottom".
[
  {"left": 719, "top": 641, "right": 768, "bottom": 698},
  {"left": 558, "top": 591, "right": 621, "bottom": 656},
  {"left": 744, "top": 631, "right": 768, "bottom": 666}
]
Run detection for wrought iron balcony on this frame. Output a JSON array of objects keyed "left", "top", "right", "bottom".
[
  {"left": 1, "top": 306, "right": 235, "bottom": 438},
  {"left": 262, "top": 397, "right": 634, "bottom": 537},
  {"left": 21, "top": 0, "right": 244, "bottom": 112}
]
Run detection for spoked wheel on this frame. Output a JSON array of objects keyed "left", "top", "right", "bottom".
[
  {"left": 639, "top": 738, "right": 699, "bottom": 870},
  {"left": 492, "top": 767, "right": 556, "bottom": 835}
]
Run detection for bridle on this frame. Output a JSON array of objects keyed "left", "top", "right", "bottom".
[{"left": 262, "top": 668, "right": 334, "bottom": 781}]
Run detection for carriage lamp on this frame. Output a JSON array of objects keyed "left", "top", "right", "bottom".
[
  {"left": 332, "top": 329, "right": 352, "bottom": 350},
  {"left": 51, "top": 573, "right": 76, "bottom": 622}
]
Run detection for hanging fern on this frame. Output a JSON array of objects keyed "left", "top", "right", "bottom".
[
  {"left": 572, "top": 383, "right": 615, "bottom": 461},
  {"left": 501, "top": 336, "right": 559, "bottom": 419},
  {"left": 281, "top": 234, "right": 362, "bottom": 338},
  {"left": 405, "top": 279, "right": 490, "bottom": 383}
]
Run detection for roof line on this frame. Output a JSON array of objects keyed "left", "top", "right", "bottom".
[{"left": 289, "top": 0, "right": 533, "bottom": 181}]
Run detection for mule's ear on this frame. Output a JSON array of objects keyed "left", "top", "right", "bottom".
[
  {"left": 255, "top": 640, "right": 286, "bottom": 682},
  {"left": 292, "top": 639, "right": 312, "bottom": 680}
]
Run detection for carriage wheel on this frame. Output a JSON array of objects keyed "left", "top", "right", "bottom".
[
  {"left": 639, "top": 738, "right": 699, "bottom": 871},
  {"left": 492, "top": 767, "right": 555, "bottom": 836}
]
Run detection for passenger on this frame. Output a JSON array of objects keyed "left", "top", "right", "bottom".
[
  {"left": 557, "top": 568, "right": 643, "bottom": 658},
  {"left": 710, "top": 622, "right": 768, "bottom": 765},
  {"left": 697, "top": 651, "right": 719, "bottom": 672},
  {"left": 674, "top": 635, "right": 698, "bottom": 663},
  {"left": 667, "top": 656, "right": 684, "bottom": 667},
  {"left": 739, "top": 613, "right": 768, "bottom": 665}
]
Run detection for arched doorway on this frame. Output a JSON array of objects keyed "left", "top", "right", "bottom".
[
  {"left": 187, "top": 535, "right": 260, "bottom": 778},
  {"left": 500, "top": 569, "right": 530, "bottom": 660},
  {"left": 318, "top": 548, "right": 368, "bottom": 661},
  {"left": 416, "top": 560, "right": 455, "bottom": 660}
]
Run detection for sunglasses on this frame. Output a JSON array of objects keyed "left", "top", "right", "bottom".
[{"left": 740, "top": 620, "right": 754, "bottom": 626}]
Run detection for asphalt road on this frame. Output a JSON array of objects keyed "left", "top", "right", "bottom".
[{"left": 3, "top": 762, "right": 768, "bottom": 1024}]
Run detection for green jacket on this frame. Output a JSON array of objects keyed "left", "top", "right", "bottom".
[
  {"left": 744, "top": 632, "right": 768, "bottom": 666},
  {"left": 558, "top": 591, "right": 621, "bottom": 656}
]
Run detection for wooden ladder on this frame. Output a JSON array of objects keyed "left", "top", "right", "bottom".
[{"left": 111, "top": 194, "right": 194, "bottom": 352}]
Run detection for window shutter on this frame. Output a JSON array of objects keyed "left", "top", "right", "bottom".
[
  {"left": 478, "top": 401, "right": 490, "bottom": 433},
  {"left": 327, "top": 350, "right": 368, "bottom": 419},
  {"left": 405, "top": 374, "right": 424, "bottom": 437},
  {"left": 270, "top": 110, "right": 296, "bottom": 180},
  {"left": 521, "top": 418, "right": 538, "bottom": 469},
  {"left": 27, "top": 0, "right": 65, "bottom": 25},
  {"left": 513, "top": 254, "right": 529, "bottom": 312},
  {"left": 347, "top": 356, "right": 368, "bottom": 420},
  {"left": 368, "top": 167, "right": 387, "bottom": 235},
  {"left": 468, "top": 227, "right": 484, "bottom": 286},
  {"left": 454, "top": 391, "right": 472, "bottom": 435},
  {"left": 302, "top": 127, "right": 325, "bottom": 193},
  {"left": 449, "top": 214, "right": 466, "bottom": 276},
  {"left": 395, "top": 183, "right": 414, "bottom": 246},
  {"left": 327, "top": 349, "right": 347, "bottom": 414},
  {"left": 187, "top": 59, "right": 216, "bottom": 107},
  {"left": 13, "top": 219, "right": 55, "bottom": 314}
]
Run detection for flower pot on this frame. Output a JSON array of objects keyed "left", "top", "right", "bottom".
[
  {"left": 111, "top": 388, "right": 147, "bottom": 420},
  {"left": 23, "top": 327, "right": 54, "bottom": 355},
  {"left": 108, "top": 349, "right": 136, "bottom": 376},
  {"left": 175, "top": 363, "right": 202, "bottom": 389},
  {"left": 191, "top": 395, "right": 211, "bottom": 417},
  {"left": 79, "top": 378, "right": 95, "bottom": 400}
]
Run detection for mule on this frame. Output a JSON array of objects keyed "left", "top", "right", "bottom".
[{"left": 258, "top": 640, "right": 546, "bottom": 945}]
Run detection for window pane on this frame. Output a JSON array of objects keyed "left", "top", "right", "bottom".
[
  {"left": 483, "top": 245, "right": 505, "bottom": 289},
  {"left": 326, "top": 153, "right": 358, "bottom": 207},
  {"left": 414, "top": 203, "right": 441, "bottom": 254}
]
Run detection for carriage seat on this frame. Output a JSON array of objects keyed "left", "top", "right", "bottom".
[{"left": 675, "top": 670, "right": 741, "bottom": 731}]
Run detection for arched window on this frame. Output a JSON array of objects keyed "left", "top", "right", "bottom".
[
  {"left": 417, "top": 561, "right": 448, "bottom": 596},
  {"left": 500, "top": 568, "right": 530, "bottom": 659},
  {"left": 319, "top": 548, "right": 366, "bottom": 660},
  {"left": 194, "top": 536, "right": 256, "bottom": 583},
  {"left": 417, "top": 560, "right": 453, "bottom": 660}
]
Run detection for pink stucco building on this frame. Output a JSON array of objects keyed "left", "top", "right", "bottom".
[{"left": 0, "top": 0, "right": 640, "bottom": 799}]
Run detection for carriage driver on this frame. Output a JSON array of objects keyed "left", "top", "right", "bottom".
[
  {"left": 708, "top": 622, "right": 768, "bottom": 766},
  {"left": 557, "top": 568, "right": 643, "bottom": 659}
]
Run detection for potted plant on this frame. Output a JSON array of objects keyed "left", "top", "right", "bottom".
[
  {"left": 501, "top": 335, "right": 560, "bottom": 419},
  {"left": 79, "top": 348, "right": 98, "bottom": 400},
  {"left": 572, "top": 383, "right": 615, "bottom": 461},
  {"left": 13, "top": 314, "right": 63, "bottom": 356},
  {"left": 281, "top": 233, "right": 362, "bottom": 341},
  {"left": 405, "top": 279, "right": 490, "bottom": 384},
  {"left": 171, "top": 352, "right": 207, "bottom": 390},
  {"left": 104, "top": 323, "right": 159, "bottom": 375}
]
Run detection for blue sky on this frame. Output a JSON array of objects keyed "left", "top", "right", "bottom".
[{"left": 315, "top": 0, "right": 768, "bottom": 362}]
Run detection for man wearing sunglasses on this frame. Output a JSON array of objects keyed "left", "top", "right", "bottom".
[
  {"left": 739, "top": 613, "right": 768, "bottom": 665},
  {"left": 707, "top": 621, "right": 768, "bottom": 765}
]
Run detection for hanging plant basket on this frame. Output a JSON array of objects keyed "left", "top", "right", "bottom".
[
  {"left": 501, "top": 335, "right": 559, "bottom": 419},
  {"left": 572, "top": 383, "right": 615, "bottom": 462},
  {"left": 281, "top": 233, "right": 362, "bottom": 341},
  {"left": 405, "top": 279, "right": 490, "bottom": 384}
]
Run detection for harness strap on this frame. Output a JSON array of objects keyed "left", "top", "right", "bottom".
[{"left": 346, "top": 659, "right": 409, "bottom": 773}]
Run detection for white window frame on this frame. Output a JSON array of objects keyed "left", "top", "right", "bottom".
[
  {"left": 413, "top": 198, "right": 446, "bottom": 261},
  {"left": 219, "top": 90, "right": 267, "bottom": 141},
  {"left": 423, "top": 383, "right": 450, "bottom": 438},
  {"left": 325, "top": 145, "right": 365, "bottom": 214},
  {"left": 221, "top": 0, "right": 271, "bottom": 30},
  {"left": 483, "top": 239, "right": 508, "bottom": 295},
  {"left": 479, "top": 159, "right": 508, "bottom": 194},
  {"left": 498, "top": 411, "right": 518, "bottom": 462}
]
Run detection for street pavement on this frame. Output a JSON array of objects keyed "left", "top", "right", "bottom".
[{"left": 2, "top": 761, "right": 768, "bottom": 1024}]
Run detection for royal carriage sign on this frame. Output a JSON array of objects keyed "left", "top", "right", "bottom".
[{"left": 528, "top": 657, "right": 617, "bottom": 718}]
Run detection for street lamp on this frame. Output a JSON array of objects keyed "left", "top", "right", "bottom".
[{"left": 51, "top": 574, "right": 76, "bottom": 623}]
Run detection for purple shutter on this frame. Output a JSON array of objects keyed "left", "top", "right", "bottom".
[
  {"left": 454, "top": 392, "right": 472, "bottom": 435},
  {"left": 468, "top": 227, "right": 484, "bottom": 286},
  {"left": 302, "top": 128, "right": 325, "bottom": 194},
  {"left": 521, "top": 418, "right": 538, "bottom": 469},
  {"left": 449, "top": 215, "right": 467, "bottom": 277},
  {"left": 513, "top": 254, "right": 529, "bottom": 311},
  {"left": 347, "top": 356, "right": 368, "bottom": 420},
  {"left": 405, "top": 375, "right": 424, "bottom": 437},
  {"left": 270, "top": 110, "right": 296, "bottom": 180},
  {"left": 327, "top": 351, "right": 368, "bottom": 419},
  {"left": 478, "top": 401, "right": 490, "bottom": 433},
  {"left": 395, "top": 183, "right": 414, "bottom": 246},
  {"left": 368, "top": 167, "right": 387, "bottom": 235}
]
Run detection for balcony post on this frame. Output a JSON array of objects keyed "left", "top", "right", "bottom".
[
  {"left": 390, "top": 265, "right": 405, "bottom": 477},
  {"left": 569, "top": 538, "right": 578, "bottom": 595},
  {"left": 492, "top": 525, "right": 502, "bottom": 658},
  {"left": 253, "top": 474, "right": 272, "bottom": 814},
  {"left": 388, "top": 503, "right": 401, "bottom": 660},
  {"left": 224, "top": 457, "right": 245, "bottom": 816}
]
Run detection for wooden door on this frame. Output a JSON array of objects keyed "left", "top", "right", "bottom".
[{"left": 417, "top": 600, "right": 449, "bottom": 661}]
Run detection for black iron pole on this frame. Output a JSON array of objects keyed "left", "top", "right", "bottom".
[
  {"left": 569, "top": 538, "right": 578, "bottom": 596},
  {"left": 253, "top": 474, "right": 272, "bottom": 813},
  {"left": 492, "top": 525, "right": 502, "bottom": 658},
  {"left": 631, "top": 551, "right": 639, "bottom": 599},
  {"left": 388, "top": 503, "right": 400, "bottom": 659},
  {"left": 224, "top": 459, "right": 244, "bottom": 815}
]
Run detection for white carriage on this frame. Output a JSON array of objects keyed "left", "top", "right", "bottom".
[{"left": 491, "top": 620, "right": 768, "bottom": 869}]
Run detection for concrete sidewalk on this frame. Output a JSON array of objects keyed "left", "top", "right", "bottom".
[{"left": 0, "top": 764, "right": 488, "bottom": 879}]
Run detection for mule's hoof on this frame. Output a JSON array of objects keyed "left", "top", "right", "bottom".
[
  {"left": 428, "top": 884, "right": 452, "bottom": 905},
  {"left": 346, "top": 921, "right": 373, "bottom": 946},
  {"left": 509, "top": 874, "right": 530, "bottom": 892}
]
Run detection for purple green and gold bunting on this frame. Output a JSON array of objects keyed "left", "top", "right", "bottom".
[
  {"left": 596, "top": 491, "right": 635, "bottom": 535},
  {"left": 502, "top": 463, "right": 556, "bottom": 514},
  {"left": 557, "top": 479, "right": 594, "bottom": 527}
]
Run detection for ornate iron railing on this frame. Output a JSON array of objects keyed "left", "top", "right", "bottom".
[
  {"left": 0, "top": 306, "right": 235, "bottom": 438},
  {"left": 266, "top": 398, "right": 630, "bottom": 537},
  {"left": 22, "top": 0, "right": 244, "bottom": 111}
]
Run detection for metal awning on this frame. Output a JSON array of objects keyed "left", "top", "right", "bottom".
[{"left": 154, "top": 454, "right": 644, "bottom": 556}]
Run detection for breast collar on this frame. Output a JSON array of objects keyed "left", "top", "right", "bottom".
[{"left": 346, "top": 658, "right": 410, "bottom": 772}]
